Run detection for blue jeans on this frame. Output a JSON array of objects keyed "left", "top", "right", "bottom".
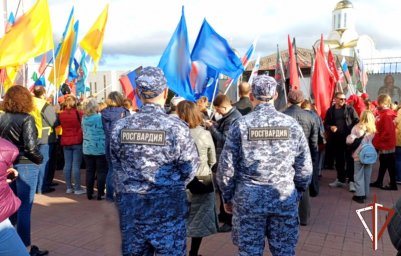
[
  {"left": 37, "top": 143, "right": 54, "bottom": 193},
  {"left": 63, "top": 144, "right": 83, "bottom": 190},
  {"left": 105, "top": 159, "right": 114, "bottom": 200},
  {"left": 354, "top": 161, "right": 373, "bottom": 197},
  {"left": 9, "top": 163, "right": 39, "bottom": 247},
  {"left": 396, "top": 147, "right": 401, "bottom": 182},
  {"left": 0, "top": 218, "right": 29, "bottom": 256}
]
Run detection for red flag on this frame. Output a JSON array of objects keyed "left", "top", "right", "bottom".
[
  {"left": 287, "top": 35, "right": 300, "bottom": 90},
  {"left": 38, "top": 54, "right": 47, "bottom": 75},
  {"left": 327, "top": 50, "right": 340, "bottom": 82},
  {"left": 119, "top": 74, "right": 139, "bottom": 110},
  {"left": 312, "top": 50, "right": 336, "bottom": 120}
]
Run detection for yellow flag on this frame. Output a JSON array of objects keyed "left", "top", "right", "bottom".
[
  {"left": 3, "top": 66, "right": 20, "bottom": 91},
  {"left": 0, "top": 0, "right": 54, "bottom": 68},
  {"left": 79, "top": 4, "right": 108, "bottom": 73},
  {"left": 48, "top": 16, "right": 75, "bottom": 87}
]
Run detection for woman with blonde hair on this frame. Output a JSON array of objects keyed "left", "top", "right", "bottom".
[
  {"left": 346, "top": 110, "right": 376, "bottom": 203},
  {"left": 371, "top": 94, "right": 398, "bottom": 191},
  {"left": 177, "top": 100, "right": 218, "bottom": 256}
]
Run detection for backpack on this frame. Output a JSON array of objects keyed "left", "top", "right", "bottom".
[{"left": 359, "top": 142, "right": 377, "bottom": 164}]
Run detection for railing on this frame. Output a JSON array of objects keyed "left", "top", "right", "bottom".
[{"left": 362, "top": 57, "right": 401, "bottom": 74}]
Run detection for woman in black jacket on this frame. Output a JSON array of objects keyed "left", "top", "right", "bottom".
[{"left": 0, "top": 85, "right": 48, "bottom": 256}]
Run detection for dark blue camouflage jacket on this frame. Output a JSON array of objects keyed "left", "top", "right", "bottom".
[
  {"left": 217, "top": 103, "right": 313, "bottom": 203},
  {"left": 110, "top": 103, "right": 200, "bottom": 194}
]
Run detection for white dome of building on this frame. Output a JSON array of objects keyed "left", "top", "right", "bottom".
[{"left": 314, "top": 0, "right": 377, "bottom": 59}]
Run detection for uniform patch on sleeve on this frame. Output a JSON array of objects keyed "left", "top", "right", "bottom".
[
  {"left": 248, "top": 127, "right": 289, "bottom": 140},
  {"left": 120, "top": 129, "right": 166, "bottom": 145}
]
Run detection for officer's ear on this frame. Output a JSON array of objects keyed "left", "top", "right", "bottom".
[{"left": 273, "top": 91, "right": 278, "bottom": 100}]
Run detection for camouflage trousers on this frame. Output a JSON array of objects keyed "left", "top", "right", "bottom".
[
  {"left": 116, "top": 192, "right": 188, "bottom": 256},
  {"left": 232, "top": 184, "right": 300, "bottom": 256}
]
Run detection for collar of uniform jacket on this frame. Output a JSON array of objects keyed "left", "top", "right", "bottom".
[
  {"left": 141, "top": 103, "right": 166, "bottom": 114},
  {"left": 254, "top": 103, "right": 275, "bottom": 112}
]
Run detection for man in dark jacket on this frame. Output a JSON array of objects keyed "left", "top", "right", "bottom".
[
  {"left": 325, "top": 92, "right": 359, "bottom": 190},
  {"left": 283, "top": 90, "right": 318, "bottom": 226},
  {"left": 233, "top": 82, "right": 253, "bottom": 115},
  {"left": 204, "top": 94, "right": 242, "bottom": 232}
]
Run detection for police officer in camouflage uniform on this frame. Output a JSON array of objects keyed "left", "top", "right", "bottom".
[
  {"left": 217, "top": 75, "right": 313, "bottom": 256},
  {"left": 110, "top": 67, "right": 200, "bottom": 256}
]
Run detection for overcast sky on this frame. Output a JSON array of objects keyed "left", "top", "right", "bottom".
[{"left": 5, "top": 0, "right": 401, "bottom": 71}]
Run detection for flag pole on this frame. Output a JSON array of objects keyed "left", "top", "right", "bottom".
[
  {"left": 14, "top": 0, "right": 21, "bottom": 18},
  {"left": 208, "top": 74, "right": 220, "bottom": 120},
  {"left": 52, "top": 49, "right": 58, "bottom": 104},
  {"left": 2, "top": 0, "right": 7, "bottom": 33},
  {"left": 94, "top": 83, "right": 112, "bottom": 96},
  {"left": 223, "top": 78, "right": 234, "bottom": 95},
  {"left": 38, "top": 56, "right": 53, "bottom": 80},
  {"left": 210, "top": 74, "right": 219, "bottom": 106},
  {"left": 277, "top": 45, "right": 287, "bottom": 104}
]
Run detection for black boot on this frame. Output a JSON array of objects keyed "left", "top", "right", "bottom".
[
  {"left": 30, "top": 245, "right": 48, "bottom": 256},
  {"left": 352, "top": 195, "right": 365, "bottom": 204},
  {"left": 370, "top": 181, "right": 382, "bottom": 188}
]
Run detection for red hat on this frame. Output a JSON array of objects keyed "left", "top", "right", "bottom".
[
  {"left": 346, "top": 94, "right": 357, "bottom": 104},
  {"left": 361, "top": 93, "right": 369, "bottom": 100}
]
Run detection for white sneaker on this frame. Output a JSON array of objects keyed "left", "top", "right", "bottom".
[
  {"left": 329, "top": 179, "right": 346, "bottom": 188},
  {"left": 349, "top": 182, "right": 356, "bottom": 192},
  {"left": 74, "top": 189, "right": 86, "bottom": 195},
  {"left": 66, "top": 188, "right": 74, "bottom": 194}
]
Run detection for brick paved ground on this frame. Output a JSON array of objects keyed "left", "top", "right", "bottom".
[{"left": 31, "top": 163, "right": 400, "bottom": 255}]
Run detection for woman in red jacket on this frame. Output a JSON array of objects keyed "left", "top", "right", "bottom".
[
  {"left": 371, "top": 94, "right": 398, "bottom": 190},
  {"left": 59, "top": 95, "right": 85, "bottom": 194}
]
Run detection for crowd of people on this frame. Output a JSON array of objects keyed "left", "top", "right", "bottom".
[{"left": 0, "top": 69, "right": 401, "bottom": 255}]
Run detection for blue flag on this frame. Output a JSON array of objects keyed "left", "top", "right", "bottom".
[
  {"left": 191, "top": 60, "right": 219, "bottom": 102},
  {"left": 158, "top": 7, "right": 194, "bottom": 101},
  {"left": 34, "top": 76, "right": 46, "bottom": 86},
  {"left": 68, "top": 20, "right": 79, "bottom": 81},
  {"left": 76, "top": 52, "right": 90, "bottom": 95},
  {"left": 80, "top": 52, "right": 88, "bottom": 80},
  {"left": 191, "top": 19, "right": 244, "bottom": 79}
]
